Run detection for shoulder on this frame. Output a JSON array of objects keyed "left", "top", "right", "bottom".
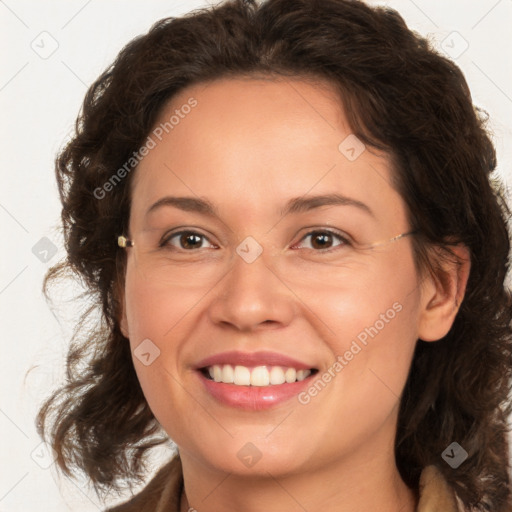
[{"left": 105, "top": 456, "right": 183, "bottom": 512}]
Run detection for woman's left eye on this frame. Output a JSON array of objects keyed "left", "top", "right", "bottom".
[{"left": 293, "top": 230, "right": 350, "bottom": 251}]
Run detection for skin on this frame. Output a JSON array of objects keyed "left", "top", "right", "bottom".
[{"left": 120, "top": 76, "right": 470, "bottom": 512}]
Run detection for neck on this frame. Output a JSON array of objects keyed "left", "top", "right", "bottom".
[{"left": 178, "top": 438, "right": 418, "bottom": 512}]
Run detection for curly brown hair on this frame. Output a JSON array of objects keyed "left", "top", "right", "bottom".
[{"left": 37, "top": 0, "right": 512, "bottom": 509}]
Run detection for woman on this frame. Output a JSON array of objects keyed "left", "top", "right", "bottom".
[{"left": 37, "top": 0, "right": 512, "bottom": 510}]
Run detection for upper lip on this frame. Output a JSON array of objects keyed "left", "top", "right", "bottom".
[{"left": 195, "top": 350, "right": 315, "bottom": 370}]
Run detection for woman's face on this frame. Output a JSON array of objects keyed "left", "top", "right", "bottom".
[{"left": 121, "top": 77, "right": 428, "bottom": 477}]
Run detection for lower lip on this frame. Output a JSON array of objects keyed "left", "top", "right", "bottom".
[{"left": 198, "top": 371, "right": 315, "bottom": 410}]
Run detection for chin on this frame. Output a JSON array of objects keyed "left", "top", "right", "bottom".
[{"left": 181, "top": 434, "right": 313, "bottom": 479}]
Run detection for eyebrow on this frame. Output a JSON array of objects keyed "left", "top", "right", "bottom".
[
  {"left": 145, "top": 193, "right": 374, "bottom": 219},
  {"left": 146, "top": 196, "right": 218, "bottom": 218},
  {"left": 281, "top": 193, "right": 374, "bottom": 218}
]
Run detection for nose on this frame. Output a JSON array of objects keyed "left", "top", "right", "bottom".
[{"left": 207, "top": 245, "right": 296, "bottom": 332}]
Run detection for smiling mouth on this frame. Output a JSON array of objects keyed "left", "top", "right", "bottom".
[{"left": 200, "top": 364, "right": 318, "bottom": 386}]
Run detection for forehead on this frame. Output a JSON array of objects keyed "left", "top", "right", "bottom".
[
  {"left": 160, "top": 75, "right": 351, "bottom": 151},
  {"left": 129, "top": 76, "right": 406, "bottom": 229}
]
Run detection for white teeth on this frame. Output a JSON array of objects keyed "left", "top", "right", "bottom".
[
  {"left": 221, "top": 364, "right": 234, "bottom": 383},
  {"left": 213, "top": 365, "right": 223, "bottom": 383},
  {"left": 205, "top": 364, "right": 312, "bottom": 386},
  {"left": 233, "top": 365, "right": 251, "bottom": 385},
  {"left": 285, "top": 368, "right": 297, "bottom": 383},
  {"left": 269, "top": 366, "right": 286, "bottom": 385},
  {"left": 250, "top": 366, "right": 270, "bottom": 387},
  {"left": 296, "top": 369, "right": 309, "bottom": 381}
]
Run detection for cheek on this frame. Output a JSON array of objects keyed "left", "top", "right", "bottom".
[
  {"left": 123, "top": 259, "right": 207, "bottom": 341},
  {"left": 305, "top": 245, "right": 420, "bottom": 343},
  {"left": 318, "top": 254, "right": 420, "bottom": 419},
  {"left": 122, "top": 264, "right": 200, "bottom": 412},
  {"left": 316, "top": 286, "right": 418, "bottom": 404},
  {"left": 123, "top": 272, "right": 213, "bottom": 450}
]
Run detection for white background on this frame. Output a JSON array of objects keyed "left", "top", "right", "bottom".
[{"left": 1, "top": 1, "right": 511, "bottom": 510}]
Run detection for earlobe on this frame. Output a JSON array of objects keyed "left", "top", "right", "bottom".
[
  {"left": 120, "top": 306, "right": 129, "bottom": 338},
  {"left": 417, "top": 244, "right": 471, "bottom": 342},
  {"left": 117, "top": 286, "right": 130, "bottom": 339}
]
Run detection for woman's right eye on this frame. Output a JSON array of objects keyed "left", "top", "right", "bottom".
[{"left": 160, "top": 230, "right": 218, "bottom": 251}]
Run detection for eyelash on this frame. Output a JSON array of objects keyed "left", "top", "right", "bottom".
[{"left": 159, "top": 228, "right": 352, "bottom": 253}]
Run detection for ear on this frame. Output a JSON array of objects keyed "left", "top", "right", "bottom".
[
  {"left": 115, "top": 278, "right": 130, "bottom": 339},
  {"left": 120, "top": 299, "right": 129, "bottom": 339},
  {"left": 417, "top": 244, "right": 471, "bottom": 342}
]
